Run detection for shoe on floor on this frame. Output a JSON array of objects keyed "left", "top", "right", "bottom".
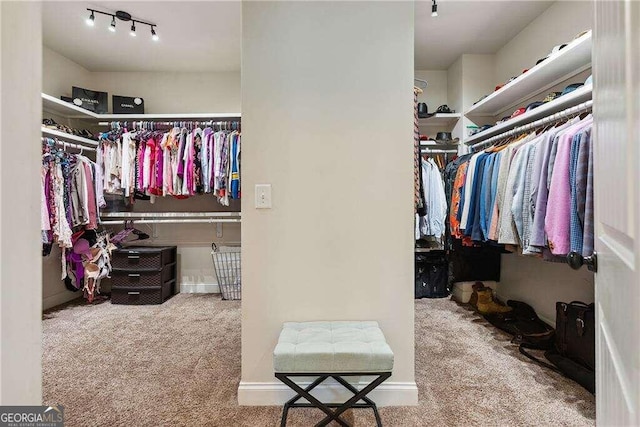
[
  {"left": 476, "top": 289, "right": 513, "bottom": 315},
  {"left": 469, "top": 281, "right": 488, "bottom": 309}
]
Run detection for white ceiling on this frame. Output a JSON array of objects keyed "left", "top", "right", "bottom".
[
  {"left": 43, "top": 1, "right": 551, "bottom": 73},
  {"left": 415, "top": 0, "right": 553, "bottom": 69},
  {"left": 42, "top": 1, "right": 241, "bottom": 72}
]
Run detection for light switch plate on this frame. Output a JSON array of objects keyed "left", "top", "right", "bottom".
[{"left": 255, "top": 184, "right": 272, "bottom": 209}]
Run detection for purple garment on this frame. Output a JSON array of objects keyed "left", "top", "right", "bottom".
[
  {"left": 529, "top": 119, "right": 586, "bottom": 251},
  {"left": 582, "top": 132, "right": 594, "bottom": 256},
  {"left": 66, "top": 250, "right": 84, "bottom": 289},
  {"left": 45, "top": 167, "right": 54, "bottom": 243},
  {"left": 138, "top": 143, "right": 146, "bottom": 189},
  {"left": 544, "top": 118, "right": 593, "bottom": 255},
  {"left": 156, "top": 137, "right": 164, "bottom": 191}
]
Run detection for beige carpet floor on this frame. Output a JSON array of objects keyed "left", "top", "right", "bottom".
[{"left": 43, "top": 295, "right": 595, "bottom": 426}]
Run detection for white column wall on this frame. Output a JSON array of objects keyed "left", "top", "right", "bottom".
[
  {"left": 0, "top": 1, "right": 43, "bottom": 404},
  {"left": 240, "top": 1, "right": 417, "bottom": 406}
]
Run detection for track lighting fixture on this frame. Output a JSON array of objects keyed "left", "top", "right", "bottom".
[
  {"left": 431, "top": 0, "right": 438, "bottom": 17},
  {"left": 86, "top": 10, "right": 95, "bottom": 26},
  {"left": 85, "top": 8, "right": 158, "bottom": 41}
]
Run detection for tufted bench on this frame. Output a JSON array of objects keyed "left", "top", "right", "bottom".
[{"left": 274, "top": 321, "right": 394, "bottom": 427}]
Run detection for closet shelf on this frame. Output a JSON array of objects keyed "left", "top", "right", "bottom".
[
  {"left": 41, "top": 127, "right": 99, "bottom": 147},
  {"left": 418, "top": 113, "right": 461, "bottom": 127},
  {"left": 42, "top": 93, "right": 241, "bottom": 122},
  {"left": 42, "top": 93, "right": 100, "bottom": 119},
  {"left": 465, "top": 30, "right": 592, "bottom": 118},
  {"left": 464, "top": 84, "right": 592, "bottom": 146}
]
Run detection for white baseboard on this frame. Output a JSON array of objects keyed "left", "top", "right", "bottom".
[
  {"left": 238, "top": 379, "right": 418, "bottom": 406},
  {"left": 43, "top": 291, "right": 81, "bottom": 311},
  {"left": 180, "top": 283, "right": 220, "bottom": 294}
]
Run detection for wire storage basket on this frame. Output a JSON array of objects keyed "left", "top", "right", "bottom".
[{"left": 211, "top": 243, "right": 241, "bottom": 300}]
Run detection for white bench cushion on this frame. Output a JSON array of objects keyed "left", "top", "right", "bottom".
[{"left": 273, "top": 321, "right": 394, "bottom": 373}]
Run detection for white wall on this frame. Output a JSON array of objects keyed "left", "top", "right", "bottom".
[
  {"left": 494, "top": 1, "right": 593, "bottom": 85},
  {"left": 1, "top": 1, "right": 43, "bottom": 404},
  {"left": 492, "top": 1, "right": 595, "bottom": 323},
  {"left": 415, "top": 69, "right": 447, "bottom": 109},
  {"left": 447, "top": 56, "right": 464, "bottom": 142},
  {"left": 445, "top": 54, "right": 495, "bottom": 146},
  {"left": 41, "top": 47, "right": 242, "bottom": 309},
  {"left": 43, "top": 47, "right": 92, "bottom": 98},
  {"left": 240, "top": 1, "right": 417, "bottom": 406},
  {"left": 499, "top": 255, "right": 594, "bottom": 325},
  {"left": 89, "top": 71, "right": 240, "bottom": 114},
  {"left": 461, "top": 54, "right": 496, "bottom": 141}
]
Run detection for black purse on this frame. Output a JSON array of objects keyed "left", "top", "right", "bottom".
[
  {"left": 414, "top": 251, "right": 448, "bottom": 299},
  {"left": 519, "top": 301, "right": 595, "bottom": 393}
]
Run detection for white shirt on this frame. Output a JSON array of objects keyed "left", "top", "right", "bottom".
[{"left": 417, "top": 158, "right": 447, "bottom": 239}]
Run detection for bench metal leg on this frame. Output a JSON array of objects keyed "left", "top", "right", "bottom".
[{"left": 275, "top": 372, "right": 391, "bottom": 427}]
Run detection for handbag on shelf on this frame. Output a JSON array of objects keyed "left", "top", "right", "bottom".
[{"left": 72, "top": 86, "right": 108, "bottom": 114}]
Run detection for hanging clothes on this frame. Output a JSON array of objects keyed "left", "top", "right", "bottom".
[
  {"left": 448, "top": 114, "right": 594, "bottom": 260},
  {"left": 97, "top": 125, "right": 241, "bottom": 206},
  {"left": 41, "top": 138, "right": 114, "bottom": 303},
  {"left": 415, "top": 157, "right": 447, "bottom": 241}
]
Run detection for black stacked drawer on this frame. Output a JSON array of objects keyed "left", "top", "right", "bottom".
[{"left": 111, "top": 246, "right": 178, "bottom": 305}]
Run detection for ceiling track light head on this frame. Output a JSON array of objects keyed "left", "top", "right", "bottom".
[
  {"left": 151, "top": 26, "right": 159, "bottom": 41},
  {"left": 86, "top": 10, "right": 95, "bottom": 26},
  {"left": 431, "top": 0, "right": 438, "bottom": 17},
  {"left": 130, "top": 22, "right": 137, "bottom": 37},
  {"left": 109, "top": 16, "right": 116, "bottom": 32}
]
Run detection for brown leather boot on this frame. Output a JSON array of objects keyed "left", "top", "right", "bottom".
[
  {"left": 469, "top": 282, "right": 487, "bottom": 308},
  {"left": 476, "top": 289, "right": 513, "bottom": 315}
]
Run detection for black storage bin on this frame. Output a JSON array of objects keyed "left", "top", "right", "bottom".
[
  {"left": 449, "top": 239, "right": 501, "bottom": 282},
  {"left": 415, "top": 250, "right": 449, "bottom": 299}
]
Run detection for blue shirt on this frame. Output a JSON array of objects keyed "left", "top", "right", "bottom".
[
  {"left": 466, "top": 153, "right": 489, "bottom": 240},
  {"left": 486, "top": 152, "right": 502, "bottom": 240}
]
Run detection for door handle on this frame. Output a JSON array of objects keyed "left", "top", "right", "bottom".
[
  {"left": 128, "top": 274, "right": 141, "bottom": 278},
  {"left": 127, "top": 292, "right": 140, "bottom": 295},
  {"left": 567, "top": 251, "right": 598, "bottom": 273}
]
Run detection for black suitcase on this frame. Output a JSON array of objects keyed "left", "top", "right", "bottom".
[{"left": 415, "top": 250, "right": 449, "bottom": 299}]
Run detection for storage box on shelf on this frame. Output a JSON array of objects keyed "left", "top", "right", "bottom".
[
  {"left": 465, "top": 84, "right": 592, "bottom": 146},
  {"left": 466, "top": 30, "right": 591, "bottom": 119}
]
